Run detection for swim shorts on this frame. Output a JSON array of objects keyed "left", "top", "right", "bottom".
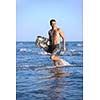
[{"left": 48, "top": 44, "right": 61, "bottom": 56}]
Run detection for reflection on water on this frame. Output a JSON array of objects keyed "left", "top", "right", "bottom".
[
  {"left": 47, "top": 67, "right": 70, "bottom": 100},
  {"left": 17, "top": 66, "right": 82, "bottom": 100},
  {"left": 33, "top": 67, "right": 69, "bottom": 100}
]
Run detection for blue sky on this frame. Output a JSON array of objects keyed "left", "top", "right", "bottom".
[{"left": 16, "top": 0, "right": 83, "bottom": 41}]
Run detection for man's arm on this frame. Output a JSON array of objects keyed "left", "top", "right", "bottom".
[{"left": 59, "top": 29, "right": 66, "bottom": 51}]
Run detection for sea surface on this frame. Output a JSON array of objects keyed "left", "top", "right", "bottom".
[{"left": 16, "top": 41, "right": 83, "bottom": 100}]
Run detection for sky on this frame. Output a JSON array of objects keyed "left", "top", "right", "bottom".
[{"left": 16, "top": 0, "right": 83, "bottom": 41}]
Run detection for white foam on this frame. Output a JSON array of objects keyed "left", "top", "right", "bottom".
[
  {"left": 20, "top": 48, "right": 31, "bottom": 52},
  {"left": 70, "top": 49, "right": 76, "bottom": 52},
  {"left": 20, "top": 48, "right": 27, "bottom": 52},
  {"left": 77, "top": 43, "right": 82, "bottom": 47},
  {"left": 39, "top": 51, "right": 50, "bottom": 56},
  {"left": 61, "top": 59, "right": 71, "bottom": 66}
]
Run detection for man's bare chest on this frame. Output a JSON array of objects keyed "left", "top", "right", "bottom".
[{"left": 50, "top": 30, "right": 60, "bottom": 37}]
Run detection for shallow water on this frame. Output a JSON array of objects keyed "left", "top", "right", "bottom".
[{"left": 16, "top": 42, "right": 83, "bottom": 100}]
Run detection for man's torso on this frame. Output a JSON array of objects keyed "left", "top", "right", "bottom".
[{"left": 49, "top": 28, "right": 60, "bottom": 45}]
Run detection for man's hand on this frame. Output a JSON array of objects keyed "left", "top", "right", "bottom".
[
  {"left": 61, "top": 46, "right": 67, "bottom": 55},
  {"left": 64, "top": 47, "right": 67, "bottom": 52},
  {"left": 64, "top": 47, "right": 66, "bottom": 52}
]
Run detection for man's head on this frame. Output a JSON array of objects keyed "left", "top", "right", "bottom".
[{"left": 50, "top": 19, "right": 56, "bottom": 27}]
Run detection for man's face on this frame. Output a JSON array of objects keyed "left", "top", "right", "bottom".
[{"left": 51, "top": 21, "right": 56, "bottom": 27}]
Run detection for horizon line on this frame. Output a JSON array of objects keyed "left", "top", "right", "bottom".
[{"left": 16, "top": 40, "right": 83, "bottom": 42}]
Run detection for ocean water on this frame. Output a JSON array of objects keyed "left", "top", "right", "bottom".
[{"left": 16, "top": 41, "right": 83, "bottom": 100}]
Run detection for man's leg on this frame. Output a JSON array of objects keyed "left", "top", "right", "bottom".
[
  {"left": 50, "top": 55, "right": 63, "bottom": 65},
  {"left": 50, "top": 44, "right": 62, "bottom": 66},
  {"left": 53, "top": 60, "right": 58, "bottom": 66}
]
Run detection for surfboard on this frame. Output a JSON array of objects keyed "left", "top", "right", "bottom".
[{"left": 35, "top": 36, "right": 50, "bottom": 52}]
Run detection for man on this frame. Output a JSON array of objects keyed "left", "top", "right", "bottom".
[{"left": 48, "top": 19, "right": 66, "bottom": 66}]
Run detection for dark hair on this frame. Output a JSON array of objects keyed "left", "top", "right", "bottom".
[{"left": 50, "top": 19, "right": 56, "bottom": 25}]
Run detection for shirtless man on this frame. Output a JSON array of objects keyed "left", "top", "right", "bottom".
[{"left": 48, "top": 19, "right": 66, "bottom": 66}]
